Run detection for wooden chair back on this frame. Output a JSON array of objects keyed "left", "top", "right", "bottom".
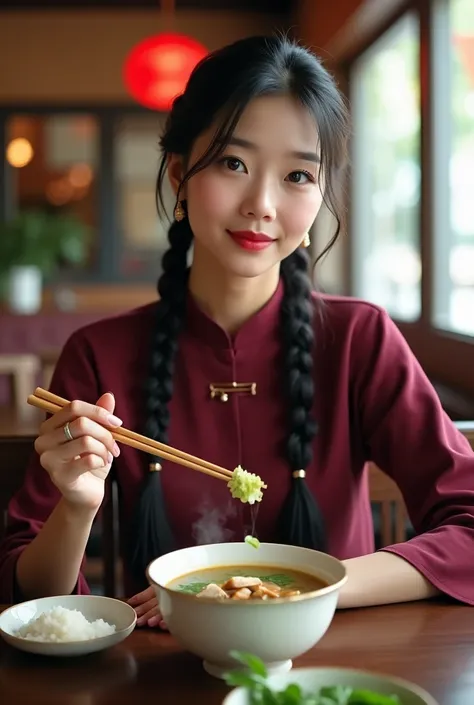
[{"left": 369, "top": 420, "right": 474, "bottom": 547}]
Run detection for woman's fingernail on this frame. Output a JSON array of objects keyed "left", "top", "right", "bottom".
[
  {"left": 159, "top": 620, "right": 167, "bottom": 630},
  {"left": 107, "top": 452, "right": 113, "bottom": 464},
  {"left": 107, "top": 414, "right": 123, "bottom": 427},
  {"left": 113, "top": 441, "right": 120, "bottom": 457},
  {"left": 137, "top": 616, "right": 146, "bottom": 626}
]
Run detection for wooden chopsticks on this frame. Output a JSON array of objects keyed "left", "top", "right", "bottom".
[{"left": 27, "top": 387, "right": 234, "bottom": 483}]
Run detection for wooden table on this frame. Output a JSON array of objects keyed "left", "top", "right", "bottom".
[
  {"left": 0, "top": 354, "right": 40, "bottom": 415},
  {"left": 1, "top": 601, "right": 473, "bottom": 704}
]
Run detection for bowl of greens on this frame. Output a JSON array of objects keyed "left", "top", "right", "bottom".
[{"left": 222, "top": 652, "right": 439, "bottom": 705}]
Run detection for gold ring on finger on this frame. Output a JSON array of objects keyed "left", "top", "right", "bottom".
[{"left": 63, "top": 421, "right": 74, "bottom": 442}]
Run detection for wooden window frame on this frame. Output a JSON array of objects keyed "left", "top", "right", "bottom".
[{"left": 331, "top": 0, "right": 474, "bottom": 395}]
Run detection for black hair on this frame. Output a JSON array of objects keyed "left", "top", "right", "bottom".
[{"left": 129, "top": 34, "right": 350, "bottom": 583}]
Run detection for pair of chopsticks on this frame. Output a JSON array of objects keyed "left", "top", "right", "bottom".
[{"left": 27, "top": 387, "right": 234, "bottom": 483}]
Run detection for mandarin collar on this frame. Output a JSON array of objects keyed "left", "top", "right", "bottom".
[{"left": 185, "top": 278, "right": 284, "bottom": 351}]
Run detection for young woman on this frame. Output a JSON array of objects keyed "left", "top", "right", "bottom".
[{"left": 1, "top": 35, "right": 473, "bottom": 628}]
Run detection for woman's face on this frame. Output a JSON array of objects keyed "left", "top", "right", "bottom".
[{"left": 169, "top": 94, "right": 324, "bottom": 280}]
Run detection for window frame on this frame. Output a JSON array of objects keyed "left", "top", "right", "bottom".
[
  {"left": 349, "top": 9, "right": 422, "bottom": 323},
  {"left": 0, "top": 103, "right": 166, "bottom": 284},
  {"left": 335, "top": 0, "right": 473, "bottom": 395}
]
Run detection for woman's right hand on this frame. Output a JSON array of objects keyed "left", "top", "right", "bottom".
[{"left": 34, "top": 392, "right": 123, "bottom": 511}]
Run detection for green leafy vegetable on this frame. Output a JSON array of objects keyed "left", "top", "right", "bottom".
[
  {"left": 257, "top": 574, "right": 294, "bottom": 588},
  {"left": 245, "top": 536, "right": 261, "bottom": 549},
  {"left": 223, "top": 652, "right": 401, "bottom": 705},
  {"left": 228, "top": 465, "right": 265, "bottom": 504},
  {"left": 175, "top": 582, "right": 209, "bottom": 594}
]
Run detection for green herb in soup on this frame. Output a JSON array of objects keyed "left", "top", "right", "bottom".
[
  {"left": 167, "top": 565, "right": 327, "bottom": 600},
  {"left": 223, "top": 651, "right": 402, "bottom": 704}
]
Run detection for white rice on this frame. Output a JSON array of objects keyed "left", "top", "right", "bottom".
[{"left": 16, "top": 606, "right": 116, "bottom": 643}]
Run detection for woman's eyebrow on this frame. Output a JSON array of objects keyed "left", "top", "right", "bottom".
[{"left": 228, "top": 136, "right": 320, "bottom": 164}]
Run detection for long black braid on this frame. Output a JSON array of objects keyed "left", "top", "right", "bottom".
[
  {"left": 145, "top": 219, "right": 193, "bottom": 443},
  {"left": 277, "top": 247, "right": 327, "bottom": 550},
  {"left": 129, "top": 215, "right": 193, "bottom": 583}
]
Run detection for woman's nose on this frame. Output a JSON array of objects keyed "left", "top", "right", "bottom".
[{"left": 240, "top": 184, "right": 277, "bottom": 222}]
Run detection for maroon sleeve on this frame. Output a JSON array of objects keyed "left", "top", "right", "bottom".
[
  {"left": 353, "top": 305, "right": 474, "bottom": 605},
  {"left": 0, "top": 329, "right": 101, "bottom": 602}
]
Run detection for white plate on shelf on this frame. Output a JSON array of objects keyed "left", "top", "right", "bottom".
[{"left": 0, "top": 594, "right": 136, "bottom": 657}]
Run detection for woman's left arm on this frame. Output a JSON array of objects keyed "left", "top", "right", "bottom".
[
  {"left": 339, "top": 305, "right": 474, "bottom": 608},
  {"left": 338, "top": 551, "right": 440, "bottom": 608}
]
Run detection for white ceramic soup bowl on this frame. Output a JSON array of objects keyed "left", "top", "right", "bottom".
[
  {"left": 222, "top": 666, "right": 440, "bottom": 705},
  {"left": 147, "top": 542, "right": 347, "bottom": 679}
]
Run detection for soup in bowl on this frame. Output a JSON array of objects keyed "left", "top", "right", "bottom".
[{"left": 146, "top": 542, "right": 347, "bottom": 679}]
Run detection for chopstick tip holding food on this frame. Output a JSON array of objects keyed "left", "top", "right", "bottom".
[
  {"left": 228, "top": 465, "right": 266, "bottom": 505},
  {"left": 27, "top": 388, "right": 267, "bottom": 505}
]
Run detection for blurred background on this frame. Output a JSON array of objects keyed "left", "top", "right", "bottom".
[
  {"left": 0, "top": 0, "right": 473, "bottom": 596},
  {"left": 0, "top": 0, "right": 473, "bottom": 426}
]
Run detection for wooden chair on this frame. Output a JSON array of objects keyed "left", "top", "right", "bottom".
[
  {"left": 0, "top": 436, "right": 120, "bottom": 597},
  {"left": 369, "top": 420, "right": 474, "bottom": 547},
  {"left": 38, "top": 349, "right": 60, "bottom": 390},
  {"left": 455, "top": 421, "right": 474, "bottom": 448},
  {"left": 0, "top": 354, "right": 40, "bottom": 416}
]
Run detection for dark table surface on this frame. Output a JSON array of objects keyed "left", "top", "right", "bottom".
[{"left": 1, "top": 600, "right": 474, "bottom": 705}]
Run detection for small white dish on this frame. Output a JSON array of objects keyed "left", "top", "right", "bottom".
[
  {"left": 222, "top": 666, "right": 440, "bottom": 705},
  {"left": 0, "top": 594, "right": 136, "bottom": 657},
  {"left": 147, "top": 541, "right": 347, "bottom": 679}
]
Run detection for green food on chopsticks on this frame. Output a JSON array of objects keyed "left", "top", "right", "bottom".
[
  {"left": 223, "top": 651, "right": 401, "bottom": 705},
  {"left": 244, "top": 535, "right": 260, "bottom": 549},
  {"left": 228, "top": 465, "right": 265, "bottom": 504}
]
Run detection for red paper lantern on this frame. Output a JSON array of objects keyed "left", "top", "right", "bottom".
[{"left": 123, "top": 33, "right": 208, "bottom": 111}]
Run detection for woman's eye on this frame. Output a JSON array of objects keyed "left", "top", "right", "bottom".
[
  {"left": 223, "top": 157, "right": 245, "bottom": 172},
  {"left": 287, "top": 170, "right": 314, "bottom": 184}
]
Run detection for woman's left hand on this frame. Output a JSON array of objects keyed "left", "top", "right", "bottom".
[{"left": 127, "top": 586, "right": 168, "bottom": 629}]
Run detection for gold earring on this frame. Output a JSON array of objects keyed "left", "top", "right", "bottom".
[
  {"left": 174, "top": 201, "right": 186, "bottom": 222},
  {"left": 302, "top": 232, "right": 311, "bottom": 248}
]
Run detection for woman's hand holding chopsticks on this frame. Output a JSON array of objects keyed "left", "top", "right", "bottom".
[
  {"left": 33, "top": 392, "right": 123, "bottom": 511},
  {"left": 28, "top": 387, "right": 266, "bottom": 503}
]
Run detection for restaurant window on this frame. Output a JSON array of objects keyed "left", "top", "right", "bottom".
[
  {"left": 432, "top": 0, "right": 474, "bottom": 337},
  {"left": 350, "top": 14, "right": 421, "bottom": 321},
  {"left": 115, "top": 114, "right": 174, "bottom": 279},
  {"left": 5, "top": 113, "right": 99, "bottom": 272}
]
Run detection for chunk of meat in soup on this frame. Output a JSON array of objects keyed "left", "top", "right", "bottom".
[
  {"left": 196, "top": 575, "right": 301, "bottom": 600},
  {"left": 230, "top": 587, "right": 253, "bottom": 600},
  {"left": 196, "top": 583, "right": 228, "bottom": 599},
  {"left": 221, "top": 577, "right": 262, "bottom": 590},
  {"left": 251, "top": 585, "right": 280, "bottom": 599}
]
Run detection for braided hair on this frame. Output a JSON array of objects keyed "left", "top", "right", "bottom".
[
  {"left": 129, "top": 34, "right": 349, "bottom": 583},
  {"left": 276, "top": 247, "right": 326, "bottom": 549},
  {"left": 129, "top": 217, "right": 193, "bottom": 578}
]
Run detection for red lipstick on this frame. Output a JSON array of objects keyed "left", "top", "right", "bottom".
[{"left": 227, "top": 230, "right": 275, "bottom": 252}]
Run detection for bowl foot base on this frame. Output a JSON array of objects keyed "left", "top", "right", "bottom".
[{"left": 203, "top": 658, "right": 293, "bottom": 680}]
